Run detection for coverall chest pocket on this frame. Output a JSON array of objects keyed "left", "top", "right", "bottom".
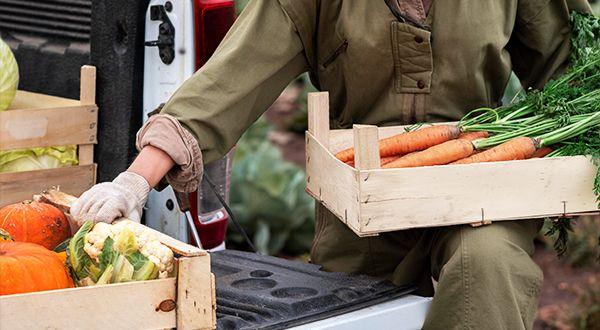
[{"left": 391, "top": 22, "right": 433, "bottom": 94}]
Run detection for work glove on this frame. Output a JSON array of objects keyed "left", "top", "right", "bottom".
[{"left": 70, "top": 172, "right": 150, "bottom": 225}]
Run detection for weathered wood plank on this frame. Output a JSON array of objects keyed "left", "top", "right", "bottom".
[
  {"left": 353, "top": 125, "right": 380, "bottom": 170},
  {"left": 0, "top": 105, "right": 98, "bottom": 150},
  {"left": 177, "top": 255, "right": 215, "bottom": 330},
  {"left": 77, "top": 65, "right": 97, "bottom": 166},
  {"left": 357, "top": 156, "right": 599, "bottom": 233},
  {"left": 307, "top": 92, "right": 330, "bottom": 150},
  {"left": 0, "top": 279, "right": 177, "bottom": 330},
  {"left": 79, "top": 65, "right": 97, "bottom": 105},
  {"left": 0, "top": 165, "right": 96, "bottom": 207},
  {"left": 9, "top": 90, "right": 80, "bottom": 110},
  {"left": 306, "top": 133, "right": 362, "bottom": 234}
]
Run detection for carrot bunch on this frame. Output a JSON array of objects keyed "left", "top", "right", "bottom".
[
  {"left": 335, "top": 110, "right": 600, "bottom": 169},
  {"left": 336, "top": 125, "right": 460, "bottom": 163}
]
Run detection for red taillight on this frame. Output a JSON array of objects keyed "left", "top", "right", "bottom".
[
  {"left": 193, "top": 0, "right": 236, "bottom": 70},
  {"left": 188, "top": 190, "right": 229, "bottom": 249},
  {"left": 189, "top": 1, "right": 235, "bottom": 248}
]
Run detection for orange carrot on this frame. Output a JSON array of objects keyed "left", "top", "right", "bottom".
[
  {"left": 383, "top": 139, "right": 474, "bottom": 168},
  {"left": 451, "top": 137, "right": 537, "bottom": 165},
  {"left": 458, "top": 131, "right": 489, "bottom": 141},
  {"left": 335, "top": 125, "right": 460, "bottom": 162},
  {"left": 381, "top": 156, "right": 400, "bottom": 166},
  {"left": 531, "top": 147, "right": 553, "bottom": 158},
  {"left": 345, "top": 156, "right": 400, "bottom": 168}
]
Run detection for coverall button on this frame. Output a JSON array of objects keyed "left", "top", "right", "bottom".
[
  {"left": 414, "top": 35, "right": 424, "bottom": 43},
  {"left": 417, "top": 80, "right": 426, "bottom": 89}
]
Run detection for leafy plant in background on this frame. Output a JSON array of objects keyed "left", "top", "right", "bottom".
[
  {"left": 234, "top": 0, "right": 250, "bottom": 15},
  {"left": 541, "top": 216, "right": 600, "bottom": 268},
  {"left": 228, "top": 118, "right": 315, "bottom": 255},
  {"left": 570, "top": 275, "right": 600, "bottom": 330}
]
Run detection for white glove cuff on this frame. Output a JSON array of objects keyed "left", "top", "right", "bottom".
[{"left": 113, "top": 172, "right": 150, "bottom": 205}]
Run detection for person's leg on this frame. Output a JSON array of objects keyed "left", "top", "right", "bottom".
[
  {"left": 310, "top": 203, "right": 434, "bottom": 293},
  {"left": 420, "top": 220, "right": 544, "bottom": 330}
]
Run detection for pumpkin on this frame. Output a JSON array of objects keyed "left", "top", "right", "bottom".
[
  {"left": 0, "top": 201, "right": 70, "bottom": 250},
  {"left": 55, "top": 251, "right": 67, "bottom": 263},
  {"left": 0, "top": 241, "right": 74, "bottom": 295}
]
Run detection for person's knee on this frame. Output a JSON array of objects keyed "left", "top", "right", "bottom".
[{"left": 462, "top": 225, "right": 543, "bottom": 284}]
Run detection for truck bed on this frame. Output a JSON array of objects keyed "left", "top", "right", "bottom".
[{"left": 211, "top": 250, "right": 419, "bottom": 329}]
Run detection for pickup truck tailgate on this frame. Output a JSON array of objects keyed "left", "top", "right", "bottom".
[{"left": 211, "top": 250, "right": 424, "bottom": 329}]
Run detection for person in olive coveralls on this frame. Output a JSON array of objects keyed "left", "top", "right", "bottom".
[{"left": 72, "top": 1, "right": 592, "bottom": 328}]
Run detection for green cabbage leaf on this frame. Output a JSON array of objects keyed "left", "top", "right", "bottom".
[
  {"left": 0, "top": 146, "right": 78, "bottom": 173},
  {"left": 0, "top": 37, "right": 18, "bottom": 111}
]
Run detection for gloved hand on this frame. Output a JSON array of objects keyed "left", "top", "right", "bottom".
[{"left": 70, "top": 172, "right": 150, "bottom": 225}]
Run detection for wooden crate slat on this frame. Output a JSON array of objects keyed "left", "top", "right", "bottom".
[
  {"left": 0, "top": 279, "right": 177, "bottom": 330},
  {"left": 353, "top": 125, "right": 381, "bottom": 170},
  {"left": 358, "top": 156, "right": 598, "bottom": 232},
  {"left": 360, "top": 156, "right": 597, "bottom": 206},
  {"left": 76, "top": 66, "right": 97, "bottom": 165},
  {"left": 78, "top": 144, "right": 95, "bottom": 165},
  {"left": 0, "top": 105, "right": 98, "bottom": 150},
  {"left": 306, "top": 133, "right": 362, "bottom": 234},
  {"left": 9, "top": 90, "right": 80, "bottom": 110},
  {"left": 0, "top": 165, "right": 96, "bottom": 206},
  {"left": 177, "top": 255, "right": 215, "bottom": 330},
  {"left": 79, "top": 65, "right": 97, "bottom": 106}
]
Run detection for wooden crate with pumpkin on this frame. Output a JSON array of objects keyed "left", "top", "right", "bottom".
[{"left": 0, "top": 190, "right": 216, "bottom": 330}]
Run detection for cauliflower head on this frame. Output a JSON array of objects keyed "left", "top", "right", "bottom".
[{"left": 83, "top": 220, "right": 174, "bottom": 279}]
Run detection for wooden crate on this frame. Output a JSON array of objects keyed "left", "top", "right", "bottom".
[
  {"left": 305, "top": 92, "right": 600, "bottom": 237},
  {"left": 0, "top": 66, "right": 98, "bottom": 207},
  {"left": 0, "top": 225, "right": 216, "bottom": 330}
]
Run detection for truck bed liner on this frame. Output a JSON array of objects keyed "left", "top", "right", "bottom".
[{"left": 211, "top": 250, "right": 416, "bottom": 330}]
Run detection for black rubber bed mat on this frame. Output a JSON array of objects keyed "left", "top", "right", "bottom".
[{"left": 211, "top": 250, "right": 416, "bottom": 330}]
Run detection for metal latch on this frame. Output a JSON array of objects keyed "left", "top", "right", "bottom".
[{"left": 145, "top": 5, "right": 175, "bottom": 65}]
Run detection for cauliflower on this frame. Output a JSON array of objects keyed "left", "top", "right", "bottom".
[
  {"left": 140, "top": 240, "right": 174, "bottom": 278},
  {"left": 70, "top": 219, "right": 175, "bottom": 285},
  {"left": 83, "top": 222, "right": 111, "bottom": 260}
]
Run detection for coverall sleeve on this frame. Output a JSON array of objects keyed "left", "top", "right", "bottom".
[
  {"left": 507, "top": 0, "right": 592, "bottom": 90},
  {"left": 160, "top": 0, "right": 309, "bottom": 164}
]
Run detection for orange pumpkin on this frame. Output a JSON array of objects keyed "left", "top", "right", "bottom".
[
  {"left": 55, "top": 251, "right": 67, "bottom": 263},
  {"left": 0, "top": 201, "right": 70, "bottom": 250},
  {"left": 0, "top": 241, "right": 74, "bottom": 295}
]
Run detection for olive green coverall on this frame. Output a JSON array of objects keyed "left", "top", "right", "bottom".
[{"left": 160, "top": 1, "right": 592, "bottom": 328}]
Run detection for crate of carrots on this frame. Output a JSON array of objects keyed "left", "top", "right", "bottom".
[
  {"left": 306, "top": 90, "right": 599, "bottom": 237},
  {"left": 305, "top": 13, "right": 600, "bottom": 236}
]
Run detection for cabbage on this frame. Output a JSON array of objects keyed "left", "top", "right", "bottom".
[
  {"left": 0, "top": 37, "right": 18, "bottom": 111},
  {"left": 0, "top": 146, "right": 78, "bottom": 173}
]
